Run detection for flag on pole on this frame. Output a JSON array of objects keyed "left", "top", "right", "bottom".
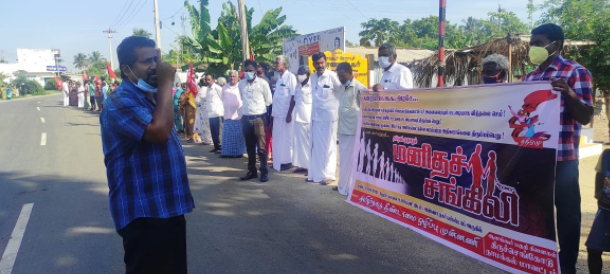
[
  {"left": 95, "top": 75, "right": 102, "bottom": 86},
  {"left": 250, "top": 49, "right": 255, "bottom": 61},
  {"left": 54, "top": 77, "right": 63, "bottom": 91},
  {"left": 106, "top": 62, "right": 117, "bottom": 80},
  {"left": 83, "top": 70, "right": 88, "bottom": 82},
  {"left": 187, "top": 61, "right": 197, "bottom": 96}
]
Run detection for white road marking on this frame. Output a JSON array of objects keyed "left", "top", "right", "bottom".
[
  {"left": 36, "top": 107, "right": 40, "bottom": 111},
  {"left": 0, "top": 203, "right": 34, "bottom": 274},
  {"left": 40, "top": 117, "right": 45, "bottom": 123},
  {"left": 40, "top": 133, "right": 46, "bottom": 146}
]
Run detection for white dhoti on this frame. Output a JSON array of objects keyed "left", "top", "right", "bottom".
[
  {"left": 292, "top": 122, "right": 311, "bottom": 169},
  {"left": 78, "top": 94, "right": 84, "bottom": 108},
  {"left": 308, "top": 120, "right": 338, "bottom": 182},
  {"left": 338, "top": 134, "right": 357, "bottom": 196},
  {"left": 63, "top": 92, "right": 69, "bottom": 106},
  {"left": 272, "top": 118, "right": 294, "bottom": 171}
]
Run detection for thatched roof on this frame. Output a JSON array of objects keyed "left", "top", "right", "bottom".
[{"left": 409, "top": 35, "right": 596, "bottom": 88}]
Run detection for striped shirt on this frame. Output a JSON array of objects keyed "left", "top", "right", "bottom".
[
  {"left": 100, "top": 82, "right": 194, "bottom": 231},
  {"left": 525, "top": 55, "right": 593, "bottom": 161}
]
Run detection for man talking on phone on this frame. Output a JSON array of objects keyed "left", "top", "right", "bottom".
[{"left": 100, "top": 36, "right": 194, "bottom": 274}]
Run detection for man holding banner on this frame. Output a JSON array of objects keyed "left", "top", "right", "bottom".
[
  {"left": 335, "top": 62, "right": 366, "bottom": 196},
  {"left": 525, "top": 23, "right": 593, "bottom": 274},
  {"left": 373, "top": 43, "right": 413, "bottom": 91},
  {"left": 308, "top": 52, "right": 342, "bottom": 185}
]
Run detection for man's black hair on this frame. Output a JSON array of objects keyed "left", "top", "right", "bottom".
[
  {"left": 117, "top": 36, "right": 157, "bottom": 79},
  {"left": 244, "top": 60, "right": 257, "bottom": 69},
  {"left": 312, "top": 52, "right": 326, "bottom": 62},
  {"left": 531, "top": 23, "right": 565, "bottom": 47},
  {"left": 258, "top": 62, "right": 270, "bottom": 73},
  {"left": 336, "top": 62, "right": 353, "bottom": 73},
  {"left": 205, "top": 73, "right": 215, "bottom": 79}
]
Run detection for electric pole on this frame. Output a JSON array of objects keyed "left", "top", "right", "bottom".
[
  {"left": 103, "top": 29, "right": 118, "bottom": 70},
  {"left": 154, "top": 0, "right": 162, "bottom": 50},
  {"left": 180, "top": 13, "right": 187, "bottom": 68},
  {"left": 238, "top": 0, "right": 250, "bottom": 61}
]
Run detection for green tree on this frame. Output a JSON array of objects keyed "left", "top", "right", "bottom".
[
  {"left": 359, "top": 18, "right": 400, "bottom": 47},
  {"left": 183, "top": 0, "right": 297, "bottom": 74},
  {"left": 73, "top": 53, "right": 90, "bottom": 70},
  {"left": 132, "top": 28, "right": 152, "bottom": 38}
]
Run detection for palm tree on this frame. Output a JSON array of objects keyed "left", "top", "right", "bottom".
[
  {"left": 89, "top": 51, "right": 104, "bottom": 63},
  {"left": 133, "top": 28, "right": 152, "bottom": 38},
  {"left": 73, "top": 53, "right": 90, "bottom": 70}
]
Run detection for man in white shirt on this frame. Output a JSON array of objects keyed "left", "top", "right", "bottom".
[
  {"left": 62, "top": 80, "right": 71, "bottom": 107},
  {"left": 335, "top": 62, "right": 366, "bottom": 196},
  {"left": 308, "top": 52, "right": 342, "bottom": 185},
  {"left": 292, "top": 66, "right": 312, "bottom": 174},
  {"left": 271, "top": 55, "right": 297, "bottom": 172},
  {"left": 205, "top": 73, "right": 224, "bottom": 153},
  {"left": 239, "top": 60, "right": 273, "bottom": 182},
  {"left": 373, "top": 43, "right": 414, "bottom": 91}
]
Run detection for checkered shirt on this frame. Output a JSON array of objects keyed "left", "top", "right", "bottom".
[
  {"left": 100, "top": 82, "right": 194, "bottom": 231},
  {"left": 525, "top": 55, "right": 593, "bottom": 161}
]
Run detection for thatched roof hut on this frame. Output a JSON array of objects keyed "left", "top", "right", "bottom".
[{"left": 409, "top": 35, "right": 595, "bottom": 88}]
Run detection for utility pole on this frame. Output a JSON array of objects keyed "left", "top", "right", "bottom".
[
  {"left": 238, "top": 0, "right": 250, "bottom": 61},
  {"left": 180, "top": 13, "right": 187, "bottom": 68},
  {"left": 154, "top": 0, "right": 162, "bottom": 50},
  {"left": 437, "top": 0, "right": 446, "bottom": 87},
  {"left": 103, "top": 29, "right": 118, "bottom": 70}
]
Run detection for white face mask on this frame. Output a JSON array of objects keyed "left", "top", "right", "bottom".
[
  {"left": 297, "top": 74, "right": 307, "bottom": 83},
  {"left": 378, "top": 56, "right": 392, "bottom": 69}
]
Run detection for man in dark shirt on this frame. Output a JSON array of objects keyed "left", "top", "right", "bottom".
[{"left": 100, "top": 36, "right": 194, "bottom": 274}]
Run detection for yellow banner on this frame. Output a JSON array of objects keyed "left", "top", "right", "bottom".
[{"left": 309, "top": 49, "right": 369, "bottom": 88}]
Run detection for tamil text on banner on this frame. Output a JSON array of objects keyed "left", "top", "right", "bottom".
[
  {"left": 283, "top": 26, "right": 345, "bottom": 74},
  {"left": 347, "top": 82, "right": 561, "bottom": 273},
  {"left": 308, "top": 49, "right": 369, "bottom": 88}
]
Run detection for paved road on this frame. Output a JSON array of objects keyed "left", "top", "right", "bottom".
[{"left": 0, "top": 94, "right": 502, "bottom": 273}]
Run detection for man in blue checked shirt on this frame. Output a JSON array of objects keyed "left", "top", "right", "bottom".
[{"left": 100, "top": 36, "right": 194, "bottom": 274}]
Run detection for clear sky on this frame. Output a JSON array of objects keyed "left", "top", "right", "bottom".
[{"left": 0, "top": 0, "right": 543, "bottom": 72}]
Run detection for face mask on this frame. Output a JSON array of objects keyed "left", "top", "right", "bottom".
[
  {"left": 482, "top": 71, "right": 504, "bottom": 84},
  {"left": 245, "top": 72, "right": 255, "bottom": 81},
  {"left": 378, "top": 56, "right": 392, "bottom": 69},
  {"left": 297, "top": 75, "right": 307, "bottom": 82},
  {"left": 529, "top": 41, "right": 557, "bottom": 65},
  {"left": 344, "top": 80, "right": 351, "bottom": 87},
  {"left": 127, "top": 66, "right": 157, "bottom": 93}
]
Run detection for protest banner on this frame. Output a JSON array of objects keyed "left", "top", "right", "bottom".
[
  {"left": 348, "top": 82, "right": 561, "bottom": 273},
  {"left": 283, "top": 27, "right": 345, "bottom": 74},
  {"left": 308, "top": 49, "right": 369, "bottom": 88}
]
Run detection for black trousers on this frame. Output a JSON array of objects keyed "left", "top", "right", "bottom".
[
  {"left": 242, "top": 115, "right": 268, "bottom": 175},
  {"left": 89, "top": 96, "right": 96, "bottom": 109},
  {"left": 117, "top": 216, "right": 187, "bottom": 274},
  {"left": 209, "top": 116, "right": 223, "bottom": 150}
]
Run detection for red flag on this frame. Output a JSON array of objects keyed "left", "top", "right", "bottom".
[
  {"left": 187, "top": 61, "right": 197, "bottom": 96},
  {"left": 54, "top": 77, "right": 63, "bottom": 91},
  {"left": 83, "top": 70, "right": 88, "bottom": 82},
  {"left": 106, "top": 62, "right": 117, "bottom": 79},
  {"left": 95, "top": 75, "right": 102, "bottom": 86},
  {"left": 250, "top": 49, "right": 254, "bottom": 61}
]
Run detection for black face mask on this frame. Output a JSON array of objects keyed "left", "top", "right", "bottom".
[{"left": 482, "top": 71, "right": 505, "bottom": 84}]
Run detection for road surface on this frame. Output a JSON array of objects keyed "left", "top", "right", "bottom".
[{"left": 0, "top": 94, "right": 505, "bottom": 273}]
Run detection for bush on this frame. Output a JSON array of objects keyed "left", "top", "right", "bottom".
[
  {"left": 21, "top": 80, "right": 45, "bottom": 95},
  {"left": 44, "top": 80, "right": 57, "bottom": 91}
]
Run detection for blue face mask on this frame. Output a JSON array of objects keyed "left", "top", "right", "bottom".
[
  {"left": 128, "top": 66, "right": 158, "bottom": 93},
  {"left": 344, "top": 80, "right": 351, "bottom": 87},
  {"left": 245, "top": 72, "right": 255, "bottom": 81}
]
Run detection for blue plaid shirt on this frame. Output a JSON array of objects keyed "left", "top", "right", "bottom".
[{"left": 100, "top": 81, "right": 194, "bottom": 231}]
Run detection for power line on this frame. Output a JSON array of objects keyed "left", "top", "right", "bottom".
[
  {"left": 115, "top": 0, "right": 150, "bottom": 31},
  {"left": 111, "top": 0, "right": 137, "bottom": 29},
  {"left": 344, "top": 0, "right": 369, "bottom": 19},
  {"left": 109, "top": 0, "right": 133, "bottom": 29},
  {"left": 162, "top": 5, "right": 185, "bottom": 21}
]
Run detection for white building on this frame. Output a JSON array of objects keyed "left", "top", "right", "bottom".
[{"left": 0, "top": 49, "right": 64, "bottom": 86}]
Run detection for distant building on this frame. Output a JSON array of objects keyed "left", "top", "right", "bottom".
[{"left": 0, "top": 49, "right": 64, "bottom": 86}]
